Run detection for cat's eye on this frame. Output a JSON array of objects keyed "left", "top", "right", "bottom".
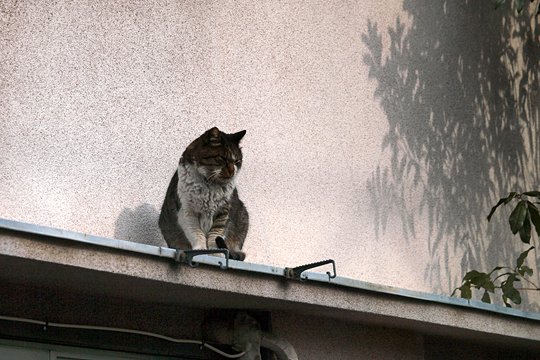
[{"left": 214, "top": 156, "right": 227, "bottom": 165}]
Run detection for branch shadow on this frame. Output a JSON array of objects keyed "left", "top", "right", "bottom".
[
  {"left": 363, "top": 1, "right": 540, "bottom": 310},
  {"left": 114, "top": 203, "right": 166, "bottom": 247}
]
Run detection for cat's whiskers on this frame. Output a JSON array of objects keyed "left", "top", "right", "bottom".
[{"left": 206, "top": 169, "right": 222, "bottom": 183}]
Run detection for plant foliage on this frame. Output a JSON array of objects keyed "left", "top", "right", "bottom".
[{"left": 453, "top": 192, "right": 540, "bottom": 307}]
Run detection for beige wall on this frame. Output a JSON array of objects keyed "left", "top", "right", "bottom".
[{"left": 1, "top": 1, "right": 539, "bottom": 309}]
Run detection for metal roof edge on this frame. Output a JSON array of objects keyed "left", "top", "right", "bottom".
[{"left": 0, "top": 217, "right": 538, "bottom": 322}]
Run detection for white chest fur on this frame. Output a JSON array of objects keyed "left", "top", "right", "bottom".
[{"left": 177, "top": 164, "right": 235, "bottom": 234}]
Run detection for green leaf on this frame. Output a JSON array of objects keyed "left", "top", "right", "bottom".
[
  {"left": 506, "top": 192, "right": 518, "bottom": 203},
  {"left": 487, "top": 193, "right": 516, "bottom": 221},
  {"left": 516, "top": 246, "right": 534, "bottom": 268},
  {"left": 487, "top": 198, "right": 506, "bottom": 221},
  {"left": 523, "top": 191, "right": 540, "bottom": 197},
  {"left": 462, "top": 271, "right": 494, "bottom": 292},
  {"left": 501, "top": 274, "right": 521, "bottom": 305},
  {"left": 509, "top": 200, "right": 527, "bottom": 234},
  {"left": 527, "top": 202, "right": 540, "bottom": 237},
  {"left": 502, "top": 295, "right": 512, "bottom": 308},
  {"left": 519, "top": 212, "right": 531, "bottom": 244},
  {"left": 453, "top": 281, "right": 473, "bottom": 300},
  {"left": 481, "top": 290, "right": 491, "bottom": 304},
  {"left": 463, "top": 270, "right": 485, "bottom": 281},
  {"left": 504, "top": 287, "right": 522, "bottom": 305},
  {"left": 518, "top": 265, "right": 533, "bottom": 277},
  {"left": 483, "top": 279, "right": 495, "bottom": 292},
  {"left": 459, "top": 283, "right": 472, "bottom": 300}
]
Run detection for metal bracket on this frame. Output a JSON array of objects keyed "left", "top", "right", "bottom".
[
  {"left": 284, "top": 259, "right": 336, "bottom": 282},
  {"left": 175, "top": 249, "right": 230, "bottom": 269}
]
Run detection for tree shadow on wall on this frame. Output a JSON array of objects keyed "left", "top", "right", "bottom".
[
  {"left": 363, "top": 1, "right": 540, "bottom": 308},
  {"left": 114, "top": 203, "right": 166, "bottom": 247}
]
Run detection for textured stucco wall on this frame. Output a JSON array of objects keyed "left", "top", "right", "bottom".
[{"left": 1, "top": 0, "right": 539, "bottom": 309}]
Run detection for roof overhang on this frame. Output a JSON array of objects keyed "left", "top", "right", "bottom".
[{"left": 1, "top": 219, "right": 539, "bottom": 350}]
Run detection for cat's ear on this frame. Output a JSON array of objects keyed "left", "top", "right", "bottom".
[
  {"left": 206, "top": 127, "right": 222, "bottom": 147},
  {"left": 229, "top": 130, "right": 246, "bottom": 143}
]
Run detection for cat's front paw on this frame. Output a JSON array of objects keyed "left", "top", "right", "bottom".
[
  {"left": 209, "top": 236, "right": 245, "bottom": 261},
  {"left": 215, "top": 236, "right": 227, "bottom": 249},
  {"left": 207, "top": 250, "right": 244, "bottom": 261}
]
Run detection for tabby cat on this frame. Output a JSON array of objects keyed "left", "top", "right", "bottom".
[{"left": 158, "top": 127, "right": 249, "bottom": 261}]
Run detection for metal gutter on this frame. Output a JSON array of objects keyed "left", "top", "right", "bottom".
[{"left": 1, "top": 217, "right": 539, "bottom": 322}]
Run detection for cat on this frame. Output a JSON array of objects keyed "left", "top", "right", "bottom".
[{"left": 159, "top": 127, "right": 249, "bottom": 261}]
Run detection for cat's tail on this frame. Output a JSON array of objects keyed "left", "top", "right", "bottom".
[
  {"left": 158, "top": 170, "right": 184, "bottom": 247},
  {"left": 216, "top": 236, "right": 246, "bottom": 261}
]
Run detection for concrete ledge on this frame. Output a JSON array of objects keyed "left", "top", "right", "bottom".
[{"left": 1, "top": 228, "right": 539, "bottom": 349}]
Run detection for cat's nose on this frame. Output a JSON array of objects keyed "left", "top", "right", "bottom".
[
  {"left": 222, "top": 163, "right": 235, "bottom": 178},
  {"left": 229, "top": 163, "right": 235, "bottom": 174}
]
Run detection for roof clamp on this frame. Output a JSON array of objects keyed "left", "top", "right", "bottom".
[
  {"left": 174, "top": 249, "right": 230, "bottom": 270},
  {"left": 284, "top": 259, "right": 337, "bottom": 282}
]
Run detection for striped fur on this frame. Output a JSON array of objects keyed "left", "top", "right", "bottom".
[{"left": 158, "top": 127, "right": 249, "bottom": 261}]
